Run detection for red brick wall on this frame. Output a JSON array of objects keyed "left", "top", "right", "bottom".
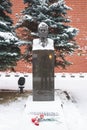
[
  {"left": 11, "top": 0, "right": 87, "bottom": 73},
  {"left": 11, "top": 0, "right": 25, "bottom": 23},
  {"left": 62, "top": 0, "right": 87, "bottom": 73}
]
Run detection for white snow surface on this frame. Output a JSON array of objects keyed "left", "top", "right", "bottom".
[
  {"left": 0, "top": 72, "right": 87, "bottom": 130},
  {"left": 24, "top": 97, "right": 68, "bottom": 130},
  {"left": 0, "top": 32, "right": 18, "bottom": 42},
  {"left": 0, "top": 21, "right": 8, "bottom": 28}
]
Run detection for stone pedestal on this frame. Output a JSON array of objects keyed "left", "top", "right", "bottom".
[
  {"left": 33, "top": 50, "right": 54, "bottom": 101},
  {"left": 24, "top": 96, "right": 68, "bottom": 130}
]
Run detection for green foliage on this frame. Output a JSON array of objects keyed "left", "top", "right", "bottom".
[{"left": 0, "top": 0, "right": 21, "bottom": 71}]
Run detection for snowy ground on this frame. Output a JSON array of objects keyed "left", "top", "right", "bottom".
[{"left": 0, "top": 72, "right": 87, "bottom": 130}]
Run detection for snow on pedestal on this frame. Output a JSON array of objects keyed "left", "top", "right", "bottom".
[{"left": 23, "top": 96, "right": 68, "bottom": 130}]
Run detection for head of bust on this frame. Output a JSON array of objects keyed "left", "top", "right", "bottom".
[{"left": 38, "top": 22, "right": 48, "bottom": 39}]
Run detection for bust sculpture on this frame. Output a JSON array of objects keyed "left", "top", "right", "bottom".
[{"left": 33, "top": 22, "right": 54, "bottom": 50}]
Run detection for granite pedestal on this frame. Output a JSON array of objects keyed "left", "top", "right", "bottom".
[{"left": 33, "top": 50, "right": 54, "bottom": 101}]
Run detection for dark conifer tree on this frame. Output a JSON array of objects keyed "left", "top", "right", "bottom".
[
  {"left": 0, "top": 0, "right": 21, "bottom": 71},
  {"left": 16, "top": 0, "right": 78, "bottom": 68}
]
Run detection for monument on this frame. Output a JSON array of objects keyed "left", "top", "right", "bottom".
[
  {"left": 32, "top": 22, "right": 54, "bottom": 101},
  {"left": 25, "top": 22, "right": 67, "bottom": 129}
]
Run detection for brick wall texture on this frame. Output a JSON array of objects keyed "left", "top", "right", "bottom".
[{"left": 11, "top": 0, "right": 87, "bottom": 73}]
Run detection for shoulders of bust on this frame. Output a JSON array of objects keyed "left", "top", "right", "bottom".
[
  {"left": 33, "top": 38, "right": 39, "bottom": 42},
  {"left": 33, "top": 38, "right": 54, "bottom": 45},
  {"left": 33, "top": 39, "right": 39, "bottom": 44},
  {"left": 47, "top": 38, "right": 53, "bottom": 43}
]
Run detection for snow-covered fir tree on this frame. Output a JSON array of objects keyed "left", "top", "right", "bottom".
[
  {"left": 0, "top": 0, "right": 21, "bottom": 71},
  {"left": 16, "top": 0, "right": 79, "bottom": 68}
]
